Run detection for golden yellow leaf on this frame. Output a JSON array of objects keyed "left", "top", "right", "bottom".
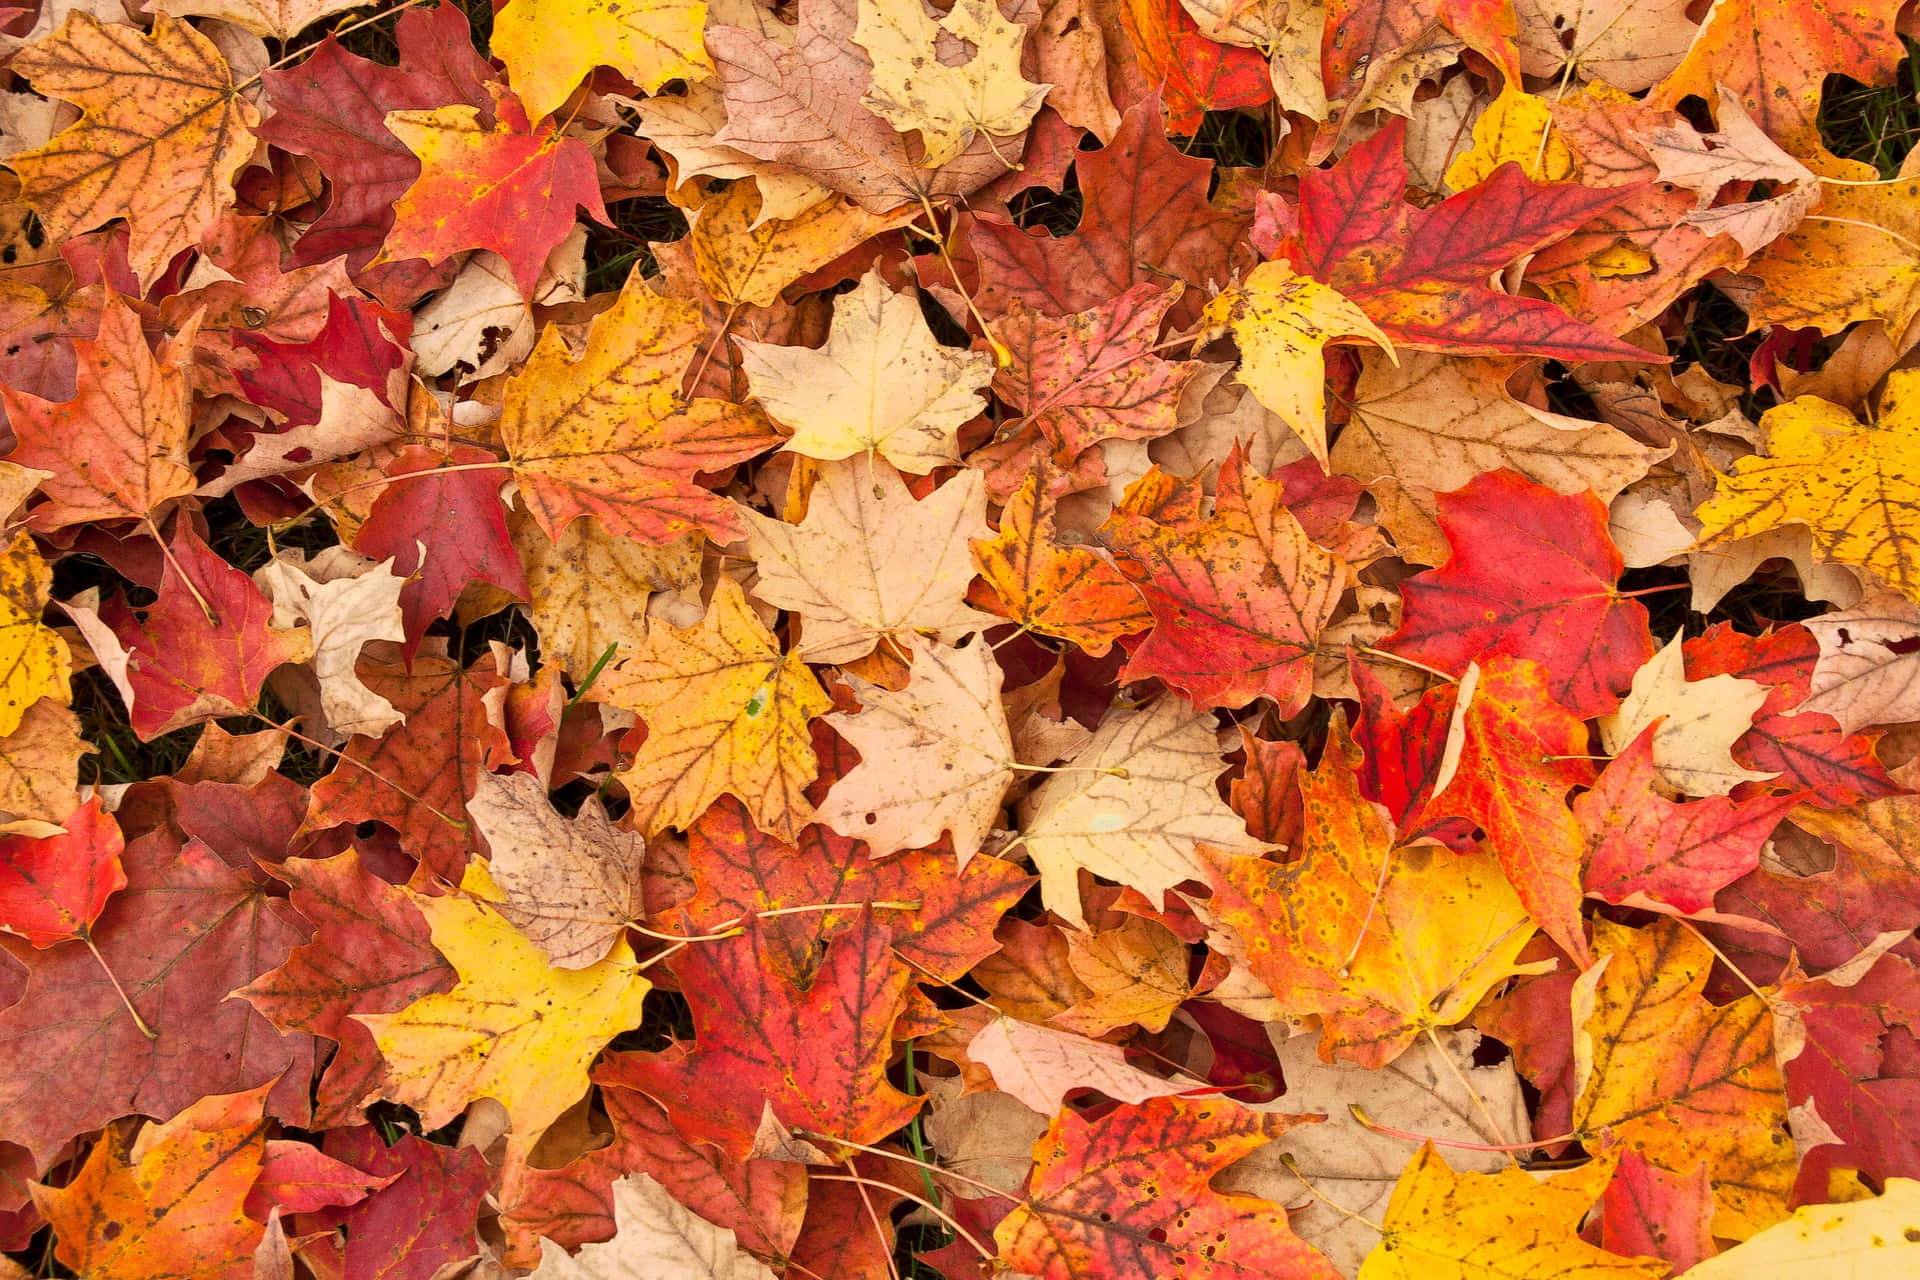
[
  {"left": 853, "top": 0, "right": 1049, "bottom": 167},
  {"left": 1571, "top": 916, "right": 1793, "bottom": 1237},
  {"left": 738, "top": 268, "right": 995, "bottom": 473},
  {"left": 354, "top": 862, "right": 652, "bottom": 1157},
  {"left": 1694, "top": 370, "right": 1920, "bottom": 604},
  {"left": 1686, "top": 1178, "right": 1920, "bottom": 1278},
  {"left": 10, "top": 13, "right": 258, "bottom": 287},
  {"left": 516, "top": 513, "right": 702, "bottom": 683},
  {"left": 740, "top": 458, "right": 997, "bottom": 663},
  {"left": 597, "top": 575, "right": 830, "bottom": 841},
  {"left": 493, "top": 0, "right": 712, "bottom": 122},
  {"left": 1357, "top": 1145, "right": 1665, "bottom": 1280},
  {"left": 1202, "top": 260, "right": 1394, "bottom": 464},
  {"left": 1743, "top": 177, "right": 1920, "bottom": 337},
  {"left": 691, "top": 184, "right": 917, "bottom": 308},
  {"left": 0, "top": 531, "right": 68, "bottom": 740},
  {"left": 502, "top": 271, "right": 780, "bottom": 546},
  {"left": 1051, "top": 915, "right": 1193, "bottom": 1036},
  {"left": 1443, "top": 85, "right": 1573, "bottom": 190}
]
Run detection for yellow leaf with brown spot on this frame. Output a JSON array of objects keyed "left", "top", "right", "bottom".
[
  {"left": 1357, "top": 1145, "right": 1666, "bottom": 1280},
  {"left": 1202, "top": 260, "right": 1394, "bottom": 464},
  {"left": 31, "top": 1084, "right": 270, "bottom": 1280},
  {"left": 1571, "top": 916, "right": 1793, "bottom": 1237},
  {"left": 597, "top": 575, "right": 830, "bottom": 841},
  {"left": 1444, "top": 85, "right": 1573, "bottom": 190},
  {"left": 1208, "top": 720, "right": 1544, "bottom": 1068},
  {"left": 502, "top": 271, "right": 781, "bottom": 546},
  {"left": 517, "top": 513, "right": 702, "bottom": 683},
  {"left": 9, "top": 13, "right": 257, "bottom": 288},
  {"left": 355, "top": 862, "right": 652, "bottom": 1158},
  {"left": 853, "top": 0, "right": 1049, "bottom": 167},
  {"left": 692, "top": 182, "right": 917, "bottom": 309},
  {"left": 1694, "top": 370, "right": 1920, "bottom": 605},
  {"left": 493, "top": 0, "right": 712, "bottom": 121},
  {"left": 0, "top": 531, "right": 69, "bottom": 740},
  {"left": 0, "top": 701, "right": 88, "bottom": 828},
  {"left": 1743, "top": 176, "right": 1920, "bottom": 337}
]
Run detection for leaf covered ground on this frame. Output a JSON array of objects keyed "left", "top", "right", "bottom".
[{"left": 3, "top": 0, "right": 1920, "bottom": 1275}]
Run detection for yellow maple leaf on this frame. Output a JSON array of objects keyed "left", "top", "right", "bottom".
[
  {"left": 9, "top": 13, "right": 258, "bottom": 288},
  {"left": 1202, "top": 261, "right": 1395, "bottom": 464},
  {"left": 493, "top": 0, "right": 712, "bottom": 122},
  {"left": 1358, "top": 1145, "right": 1665, "bottom": 1280},
  {"left": 1694, "top": 369, "right": 1920, "bottom": 605},
  {"left": 1685, "top": 1178, "right": 1920, "bottom": 1277},
  {"left": 1743, "top": 177, "right": 1920, "bottom": 338},
  {"left": 853, "top": 0, "right": 1049, "bottom": 167},
  {"left": 354, "top": 863, "right": 652, "bottom": 1158},
  {"left": 738, "top": 268, "right": 995, "bottom": 473},
  {"left": 1443, "top": 85, "right": 1573, "bottom": 190},
  {"left": 1571, "top": 916, "right": 1793, "bottom": 1237},
  {"left": 0, "top": 532, "right": 70, "bottom": 741},
  {"left": 691, "top": 183, "right": 916, "bottom": 309},
  {"left": 597, "top": 575, "right": 830, "bottom": 841}
]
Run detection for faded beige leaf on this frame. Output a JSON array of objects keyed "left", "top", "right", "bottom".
[
  {"left": 1800, "top": 592, "right": 1920, "bottom": 733},
  {"left": 741, "top": 458, "right": 996, "bottom": 663},
  {"left": 814, "top": 634, "right": 1014, "bottom": 863},
  {"left": 739, "top": 268, "right": 993, "bottom": 472},
  {"left": 1017, "top": 696, "right": 1271, "bottom": 928},
  {"left": 256, "top": 549, "right": 406, "bottom": 740},
  {"left": 0, "top": 699, "right": 87, "bottom": 827},
  {"left": 921, "top": 1074, "right": 1048, "bottom": 1198},
  {"left": 1514, "top": 0, "right": 1695, "bottom": 93},
  {"left": 468, "top": 770, "right": 646, "bottom": 969},
  {"left": 967, "top": 1015, "right": 1191, "bottom": 1115},
  {"left": 529, "top": 1173, "right": 779, "bottom": 1278},
  {"left": 1599, "top": 634, "right": 1776, "bottom": 796}
]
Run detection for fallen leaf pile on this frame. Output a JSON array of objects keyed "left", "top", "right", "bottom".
[{"left": 1, "top": 0, "right": 1920, "bottom": 1273}]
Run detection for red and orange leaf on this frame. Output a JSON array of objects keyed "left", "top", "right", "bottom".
[
  {"left": 1103, "top": 448, "right": 1344, "bottom": 713},
  {"left": 1285, "top": 119, "right": 1650, "bottom": 361},
  {"left": 1386, "top": 469, "right": 1655, "bottom": 719},
  {"left": 996, "top": 1095, "right": 1340, "bottom": 1280},
  {"left": 595, "top": 908, "right": 920, "bottom": 1161},
  {"left": 1117, "top": 0, "right": 1272, "bottom": 135},
  {"left": 1595, "top": 1151, "right": 1718, "bottom": 1277},
  {"left": 1419, "top": 656, "right": 1595, "bottom": 966},
  {"left": 0, "top": 796, "right": 124, "bottom": 947},
  {"left": 972, "top": 463, "right": 1152, "bottom": 656}
]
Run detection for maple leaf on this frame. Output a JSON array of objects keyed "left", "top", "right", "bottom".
[
  {"left": 520, "top": 517, "right": 702, "bottom": 683},
  {"left": 738, "top": 267, "right": 994, "bottom": 473},
  {"left": 254, "top": 549, "right": 407, "bottom": 740},
  {"left": 255, "top": 4, "right": 493, "bottom": 270},
  {"left": 996, "top": 1095, "right": 1340, "bottom": 1280},
  {"left": 493, "top": 0, "right": 712, "bottom": 123},
  {"left": 1420, "top": 657, "right": 1595, "bottom": 966},
  {"left": 376, "top": 88, "right": 609, "bottom": 295},
  {"left": 1283, "top": 118, "right": 1651, "bottom": 361},
  {"left": 679, "top": 796, "right": 1030, "bottom": 983},
  {"left": 1695, "top": 372, "right": 1920, "bottom": 605},
  {"left": 1333, "top": 351, "right": 1666, "bottom": 501},
  {"left": 3, "top": 293, "right": 194, "bottom": 533},
  {"left": 1599, "top": 634, "right": 1777, "bottom": 797},
  {"left": 814, "top": 635, "right": 1015, "bottom": 862},
  {"left": 741, "top": 458, "right": 997, "bottom": 662},
  {"left": 1356, "top": 1145, "right": 1664, "bottom": 1280},
  {"left": 1102, "top": 449, "right": 1345, "bottom": 713},
  {"left": 687, "top": 182, "right": 915, "bottom": 309},
  {"left": 304, "top": 653, "right": 509, "bottom": 883},
  {"left": 71, "top": 521, "right": 313, "bottom": 742},
  {"left": 967, "top": 1014, "right": 1191, "bottom": 1114},
  {"left": 1387, "top": 469, "right": 1655, "bottom": 719},
  {"left": 1018, "top": 695, "right": 1272, "bottom": 928},
  {"left": 993, "top": 283, "right": 1205, "bottom": 459},
  {"left": 355, "top": 862, "right": 652, "bottom": 1160},
  {"left": 1595, "top": 1151, "right": 1718, "bottom": 1276},
  {"left": 0, "top": 833, "right": 312, "bottom": 1169},
  {"left": 854, "top": 0, "right": 1050, "bottom": 166},
  {"left": 10, "top": 13, "right": 258, "bottom": 287},
  {"left": 1577, "top": 729, "right": 1798, "bottom": 915},
  {"left": 597, "top": 575, "right": 830, "bottom": 842},
  {"left": 32, "top": 1084, "right": 269, "bottom": 1280},
  {"left": 1742, "top": 177, "right": 1920, "bottom": 338},
  {"left": 972, "top": 462, "right": 1152, "bottom": 655},
  {"left": 1571, "top": 916, "right": 1794, "bottom": 1235},
  {"left": 531, "top": 1174, "right": 778, "bottom": 1279},
  {"left": 503, "top": 272, "right": 781, "bottom": 547},
  {"left": 0, "top": 532, "right": 69, "bottom": 740},
  {"left": 1202, "top": 261, "right": 1394, "bottom": 463},
  {"left": 1209, "top": 719, "right": 1546, "bottom": 1067},
  {"left": 1683, "top": 1179, "right": 1920, "bottom": 1277},
  {"left": 963, "top": 98, "right": 1248, "bottom": 317},
  {"left": 707, "top": 0, "right": 1021, "bottom": 212},
  {"left": 308, "top": 1128, "right": 491, "bottom": 1280},
  {"left": 0, "top": 796, "right": 123, "bottom": 948},
  {"left": 596, "top": 908, "right": 920, "bottom": 1160}
]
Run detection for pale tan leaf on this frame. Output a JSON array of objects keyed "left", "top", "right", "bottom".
[
  {"left": 967, "top": 1015, "right": 1190, "bottom": 1115},
  {"left": 530, "top": 1174, "right": 778, "bottom": 1279},
  {"left": 1599, "top": 634, "right": 1776, "bottom": 796}
]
